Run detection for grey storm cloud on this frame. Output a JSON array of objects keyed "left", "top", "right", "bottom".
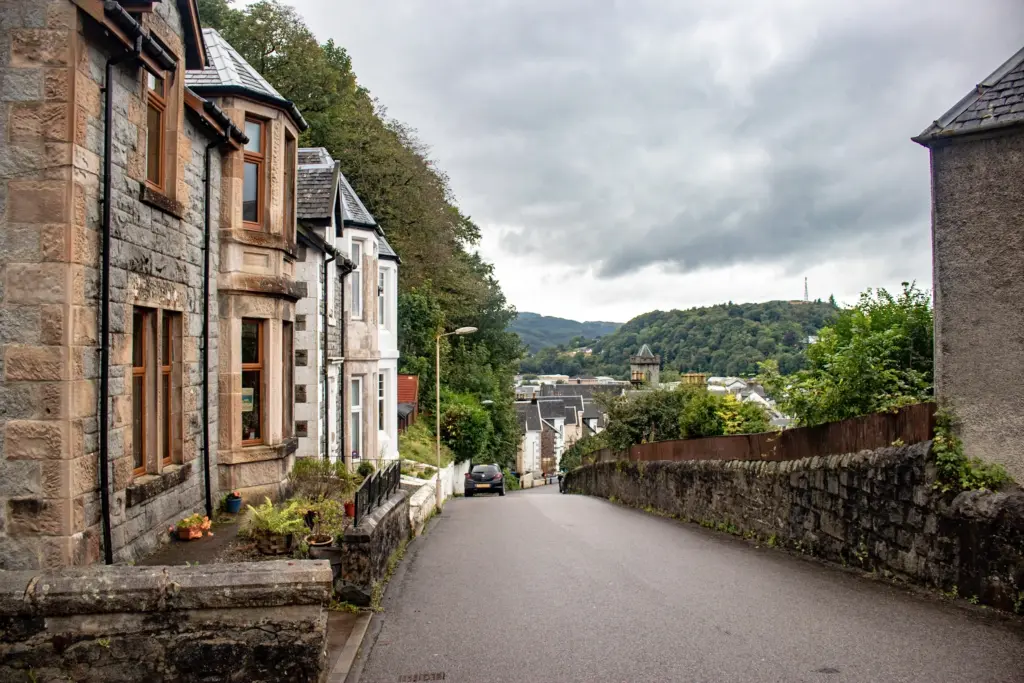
[{"left": 295, "top": 0, "right": 1024, "bottom": 279}]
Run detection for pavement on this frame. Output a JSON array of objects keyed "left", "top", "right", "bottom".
[{"left": 351, "top": 486, "right": 1024, "bottom": 683}]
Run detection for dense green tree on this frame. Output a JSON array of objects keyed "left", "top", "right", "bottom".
[
  {"left": 759, "top": 283, "right": 933, "bottom": 426},
  {"left": 560, "top": 433, "right": 607, "bottom": 472},
  {"left": 518, "top": 300, "right": 836, "bottom": 378}
]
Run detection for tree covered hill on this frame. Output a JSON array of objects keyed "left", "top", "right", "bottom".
[
  {"left": 509, "top": 312, "right": 621, "bottom": 352},
  {"left": 519, "top": 300, "right": 837, "bottom": 378}
]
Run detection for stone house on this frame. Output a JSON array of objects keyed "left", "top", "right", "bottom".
[
  {"left": 184, "top": 27, "right": 306, "bottom": 503},
  {"left": 913, "top": 45, "right": 1024, "bottom": 483},
  {"left": 337, "top": 171, "right": 400, "bottom": 467},
  {"left": 0, "top": 1, "right": 319, "bottom": 568},
  {"left": 0, "top": 0, "right": 252, "bottom": 567},
  {"left": 293, "top": 147, "right": 354, "bottom": 462}
]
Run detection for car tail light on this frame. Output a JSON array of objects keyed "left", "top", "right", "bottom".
[{"left": 493, "top": 473, "right": 502, "bottom": 481}]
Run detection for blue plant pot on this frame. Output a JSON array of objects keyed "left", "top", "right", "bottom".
[{"left": 225, "top": 496, "right": 242, "bottom": 514}]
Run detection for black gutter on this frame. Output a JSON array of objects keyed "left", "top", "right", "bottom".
[
  {"left": 99, "top": 38, "right": 143, "bottom": 565},
  {"left": 201, "top": 133, "right": 228, "bottom": 518},
  {"left": 322, "top": 251, "right": 336, "bottom": 460},
  {"left": 102, "top": 1, "right": 175, "bottom": 70},
  {"left": 187, "top": 84, "right": 309, "bottom": 131}
]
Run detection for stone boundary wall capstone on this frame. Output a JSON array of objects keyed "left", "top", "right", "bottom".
[
  {"left": 565, "top": 442, "right": 1024, "bottom": 612},
  {"left": 0, "top": 560, "right": 333, "bottom": 682}
]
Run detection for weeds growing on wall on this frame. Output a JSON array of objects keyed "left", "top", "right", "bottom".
[{"left": 933, "top": 409, "right": 1011, "bottom": 493}]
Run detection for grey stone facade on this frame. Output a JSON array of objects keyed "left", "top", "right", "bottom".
[
  {"left": 924, "top": 134, "right": 1024, "bottom": 483},
  {"left": 566, "top": 443, "right": 1024, "bottom": 612},
  {"left": 0, "top": 0, "right": 236, "bottom": 568}
]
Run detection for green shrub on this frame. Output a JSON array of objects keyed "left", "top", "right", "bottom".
[
  {"left": 289, "top": 457, "right": 354, "bottom": 501},
  {"left": 357, "top": 461, "right": 375, "bottom": 478},
  {"left": 933, "top": 410, "right": 1012, "bottom": 493},
  {"left": 399, "top": 420, "right": 454, "bottom": 467},
  {"left": 503, "top": 468, "right": 520, "bottom": 491},
  {"left": 242, "top": 498, "right": 307, "bottom": 537}
]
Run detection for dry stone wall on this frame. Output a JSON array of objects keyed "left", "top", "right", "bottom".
[
  {"left": 565, "top": 442, "right": 1024, "bottom": 612},
  {"left": 337, "top": 489, "right": 410, "bottom": 605}
]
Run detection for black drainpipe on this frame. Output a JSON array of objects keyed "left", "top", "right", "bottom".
[
  {"left": 99, "top": 39, "right": 142, "bottom": 566},
  {"left": 202, "top": 134, "right": 228, "bottom": 517},
  {"left": 322, "top": 252, "right": 336, "bottom": 460}
]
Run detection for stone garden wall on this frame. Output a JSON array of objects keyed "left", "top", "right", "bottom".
[
  {"left": 337, "top": 489, "right": 410, "bottom": 605},
  {"left": 565, "top": 442, "right": 1024, "bottom": 611},
  {"left": 0, "top": 561, "right": 332, "bottom": 682}
]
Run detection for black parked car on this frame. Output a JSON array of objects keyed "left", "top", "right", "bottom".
[{"left": 465, "top": 464, "right": 505, "bottom": 497}]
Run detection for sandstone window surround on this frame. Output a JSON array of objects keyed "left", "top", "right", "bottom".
[
  {"left": 350, "top": 239, "right": 364, "bottom": 319},
  {"left": 138, "top": 57, "right": 185, "bottom": 217},
  {"left": 283, "top": 320, "right": 294, "bottom": 439},
  {"left": 284, "top": 130, "right": 297, "bottom": 243},
  {"left": 243, "top": 118, "right": 266, "bottom": 228},
  {"left": 241, "top": 318, "right": 265, "bottom": 445},
  {"left": 132, "top": 308, "right": 183, "bottom": 478}
]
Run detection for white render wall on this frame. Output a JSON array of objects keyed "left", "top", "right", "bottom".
[{"left": 294, "top": 248, "right": 323, "bottom": 459}]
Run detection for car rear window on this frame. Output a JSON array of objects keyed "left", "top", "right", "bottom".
[{"left": 472, "top": 465, "right": 499, "bottom": 474}]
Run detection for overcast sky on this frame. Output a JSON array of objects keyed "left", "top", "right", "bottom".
[{"left": 285, "top": 0, "right": 1023, "bottom": 323}]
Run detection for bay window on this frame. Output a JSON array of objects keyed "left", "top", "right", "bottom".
[
  {"left": 241, "top": 319, "right": 264, "bottom": 444},
  {"left": 350, "top": 376, "right": 362, "bottom": 459},
  {"left": 243, "top": 118, "right": 265, "bottom": 227}
]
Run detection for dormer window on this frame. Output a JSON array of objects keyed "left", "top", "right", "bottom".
[
  {"left": 243, "top": 118, "right": 265, "bottom": 228},
  {"left": 146, "top": 70, "right": 166, "bottom": 190}
]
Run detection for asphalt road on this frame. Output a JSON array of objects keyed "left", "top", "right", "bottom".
[{"left": 353, "top": 486, "right": 1024, "bottom": 683}]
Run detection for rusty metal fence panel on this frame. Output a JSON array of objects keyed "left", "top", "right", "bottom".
[{"left": 590, "top": 403, "right": 936, "bottom": 465}]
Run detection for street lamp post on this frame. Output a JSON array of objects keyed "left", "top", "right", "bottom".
[{"left": 436, "top": 326, "right": 477, "bottom": 510}]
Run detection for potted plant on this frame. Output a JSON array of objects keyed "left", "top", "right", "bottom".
[
  {"left": 344, "top": 499, "right": 356, "bottom": 518},
  {"left": 175, "top": 513, "right": 211, "bottom": 541},
  {"left": 303, "top": 498, "right": 342, "bottom": 548},
  {"left": 244, "top": 498, "right": 306, "bottom": 555},
  {"left": 224, "top": 490, "right": 243, "bottom": 515}
]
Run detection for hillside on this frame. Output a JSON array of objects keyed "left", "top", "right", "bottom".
[
  {"left": 509, "top": 312, "right": 621, "bottom": 352},
  {"left": 519, "top": 300, "right": 837, "bottom": 378}
]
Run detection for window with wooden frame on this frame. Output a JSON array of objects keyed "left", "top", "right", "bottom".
[
  {"left": 145, "top": 70, "right": 167, "bottom": 190},
  {"left": 242, "top": 118, "right": 266, "bottom": 228},
  {"left": 161, "top": 312, "right": 181, "bottom": 467},
  {"left": 283, "top": 321, "right": 293, "bottom": 439},
  {"left": 132, "top": 308, "right": 154, "bottom": 475},
  {"left": 241, "top": 319, "right": 264, "bottom": 444}
]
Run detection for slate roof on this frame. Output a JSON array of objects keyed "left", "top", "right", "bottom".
[
  {"left": 564, "top": 406, "right": 577, "bottom": 425},
  {"left": 537, "top": 398, "right": 567, "bottom": 421},
  {"left": 296, "top": 164, "right": 337, "bottom": 221},
  {"left": 515, "top": 402, "right": 541, "bottom": 432},
  {"left": 379, "top": 235, "right": 400, "bottom": 262},
  {"left": 540, "top": 384, "right": 624, "bottom": 400},
  {"left": 186, "top": 29, "right": 307, "bottom": 130},
  {"left": 635, "top": 344, "right": 656, "bottom": 358},
  {"left": 299, "top": 148, "right": 332, "bottom": 167},
  {"left": 338, "top": 172, "right": 377, "bottom": 228},
  {"left": 914, "top": 46, "right": 1024, "bottom": 144}
]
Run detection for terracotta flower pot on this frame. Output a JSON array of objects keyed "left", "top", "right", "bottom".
[
  {"left": 178, "top": 527, "right": 203, "bottom": 541},
  {"left": 344, "top": 501, "right": 355, "bottom": 518}
]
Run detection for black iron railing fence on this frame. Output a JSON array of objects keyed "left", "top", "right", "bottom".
[{"left": 354, "top": 459, "right": 401, "bottom": 527}]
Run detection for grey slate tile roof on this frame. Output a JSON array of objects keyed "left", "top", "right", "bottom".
[
  {"left": 186, "top": 29, "right": 286, "bottom": 100},
  {"left": 338, "top": 171, "right": 377, "bottom": 227},
  {"left": 515, "top": 402, "right": 541, "bottom": 432},
  {"left": 915, "top": 46, "right": 1024, "bottom": 143},
  {"left": 379, "top": 235, "right": 399, "bottom": 262},
  {"left": 537, "top": 398, "right": 567, "bottom": 421},
  {"left": 299, "top": 148, "right": 332, "bottom": 167},
  {"left": 296, "top": 165, "right": 337, "bottom": 221},
  {"left": 540, "top": 384, "right": 624, "bottom": 400},
  {"left": 636, "top": 344, "right": 656, "bottom": 358},
  {"left": 564, "top": 406, "right": 577, "bottom": 425}
]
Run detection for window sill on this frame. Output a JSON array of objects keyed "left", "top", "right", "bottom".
[
  {"left": 140, "top": 184, "right": 186, "bottom": 219},
  {"left": 126, "top": 463, "right": 192, "bottom": 509}
]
